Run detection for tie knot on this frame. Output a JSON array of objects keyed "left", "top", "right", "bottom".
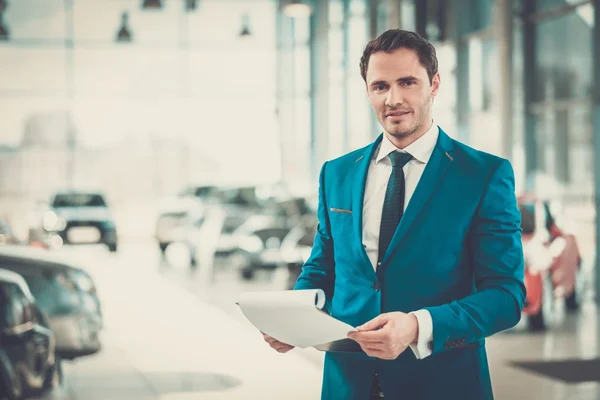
[{"left": 389, "top": 151, "right": 413, "bottom": 168}]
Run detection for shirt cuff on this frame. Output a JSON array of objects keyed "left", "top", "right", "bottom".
[{"left": 409, "top": 309, "right": 433, "bottom": 359}]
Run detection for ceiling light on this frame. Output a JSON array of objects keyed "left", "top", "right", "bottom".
[
  {"left": 116, "top": 12, "right": 133, "bottom": 43},
  {"left": 283, "top": 0, "right": 312, "bottom": 18},
  {"left": 239, "top": 13, "right": 251, "bottom": 38},
  {"left": 142, "top": 0, "right": 162, "bottom": 10},
  {"left": 185, "top": 0, "right": 198, "bottom": 12},
  {"left": 240, "top": 25, "right": 251, "bottom": 37}
]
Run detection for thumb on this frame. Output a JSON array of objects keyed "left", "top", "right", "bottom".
[{"left": 356, "top": 314, "right": 390, "bottom": 332}]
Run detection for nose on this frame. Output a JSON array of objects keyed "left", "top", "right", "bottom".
[{"left": 385, "top": 85, "right": 404, "bottom": 108}]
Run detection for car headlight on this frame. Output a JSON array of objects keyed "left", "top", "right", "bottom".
[
  {"left": 43, "top": 211, "right": 66, "bottom": 232},
  {"left": 82, "top": 294, "right": 100, "bottom": 314},
  {"left": 238, "top": 235, "right": 264, "bottom": 254}
]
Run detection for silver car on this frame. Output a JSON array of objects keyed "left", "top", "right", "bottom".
[{"left": 0, "top": 245, "right": 102, "bottom": 360}]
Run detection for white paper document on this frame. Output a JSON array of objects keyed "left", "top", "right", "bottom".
[{"left": 237, "top": 289, "right": 357, "bottom": 349}]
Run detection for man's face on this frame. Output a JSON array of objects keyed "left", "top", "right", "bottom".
[{"left": 365, "top": 48, "right": 440, "bottom": 140}]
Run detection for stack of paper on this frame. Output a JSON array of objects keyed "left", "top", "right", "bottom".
[{"left": 237, "top": 289, "right": 359, "bottom": 351}]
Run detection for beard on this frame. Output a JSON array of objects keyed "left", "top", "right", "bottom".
[{"left": 383, "top": 96, "right": 432, "bottom": 139}]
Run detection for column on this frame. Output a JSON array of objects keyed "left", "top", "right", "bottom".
[
  {"left": 276, "top": 1, "right": 296, "bottom": 182},
  {"left": 592, "top": 0, "right": 600, "bottom": 304},
  {"left": 342, "top": 0, "right": 351, "bottom": 153},
  {"left": 455, "top": 2, "right": 470, "bottom": 143},
  {"left": 523, "top": 0, "right": 538, "bottom": 175},
  {"left": 310, "top": 0, "right": 330, "bottom": 181},
  {"left": 386, "top": 0, "right": 402, "bottom": 29},
  {"left": 494, "top": 0, "right": 513, "bottom": 161},
  {"left": 367, "top": 0, "right": 381, "bottom": 137}
]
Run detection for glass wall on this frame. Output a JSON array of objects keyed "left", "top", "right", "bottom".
[
  {"left": 532, "top": 6, "right": 594, "bottom": 194},
  {"left": 346, "top": 0, "right": 373, "bottom": 149},
  {"left": 0, "top": 0, "right": 280, "bottom": 202}
]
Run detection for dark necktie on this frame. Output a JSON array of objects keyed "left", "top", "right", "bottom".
[{"left": 378, "top": 151, "right": 413, "bottom": 263}]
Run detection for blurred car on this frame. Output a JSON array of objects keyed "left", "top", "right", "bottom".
[
  {"left": 210, "top": 186, "right": 264, "bottom": 255},
  {"left": 177, "top": 184, "right": 220, "bottom": 200},
  {"left": 231, "top": 197, "right": 314, "bottom": 280},
  {"left": 0, "top": 217, "right": 19, "bottom": 245},
  {"left": 158, "top": 185, "right": 269, "bottom": 267},
  {"left": 519, "top": 196, "right": 582, "bottom": 331},
  {"left": 0, "top": 268, "right": 61, "bottom": 399},
  {"left": 37, "top": 190, "right": 118, "bottom": 252},
  {"left": 0, "top": 246, "right": 102, "bottom": 360},
  {"left": 155, "top": 185, "right": 259, "bottom": 258},
  {"left": 279, "top": 202, "right": 318, "bottom": 290},
  {"left": 155, "top": 197, "right": 205, "bottom": 264}
]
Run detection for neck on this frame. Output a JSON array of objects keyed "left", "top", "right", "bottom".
[{"left": 385, "top": 118, "right": 433, "bottom": 149}]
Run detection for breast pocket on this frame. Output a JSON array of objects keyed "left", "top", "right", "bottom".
[
  {"left": 329, "top": 208, "right": 353, "bottom": 221},
  {"left": 328, "top": 209, "right": 354, "bottom": 248}
]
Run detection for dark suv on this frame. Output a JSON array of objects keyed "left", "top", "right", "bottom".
[{"left": 0, "top": 269, "right": 60, "bottom": 399}]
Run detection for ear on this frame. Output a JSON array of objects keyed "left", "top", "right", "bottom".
[{"left": 430, "top": 72, "right": 440, "bottom": 98}]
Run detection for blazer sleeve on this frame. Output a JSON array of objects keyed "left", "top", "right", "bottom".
[
  {"left": 293, "top": 162, "right": 336, "bottom": 314},
  {"left": 424, "top": 159, "right": 526, "bottom": 354}
]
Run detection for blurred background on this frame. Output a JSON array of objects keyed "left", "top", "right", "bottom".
[{"left": 0, "top": 0, "right": 599, "bottom": 399}]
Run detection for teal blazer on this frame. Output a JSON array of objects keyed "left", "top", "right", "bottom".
[{"left": 294, "top": 128, "right": 526, "bottom": 400}]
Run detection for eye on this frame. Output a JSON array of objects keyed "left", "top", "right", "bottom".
[
  {"left": 402, "top": 80, "right": 416, "bottom": 87},
  {"left": 373, "top": 84, "right": 387, "bottom": 92}
]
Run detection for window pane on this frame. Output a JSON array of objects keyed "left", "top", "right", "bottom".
[
  {"left": 466, "top": 0, "right": 493, "bottom": 33},
  {"left": 329, "top": 0, "right": 344, "bottom": 25},
  {"left": 189, "top": 49, "right": 276, "bottom": 96},
  {"left": 187, "top": 1, "right": 276, "bottom": 48},
  {"left": 535, "top": 0, "right": 593, "bottom": 16},
  {"left": 73, "top": 0, "right": 132, "bottom": 43},
  {"left": 535, "top": 10, "right": 593, "bottom": 102},
  {"left": 0, "top": 48, "right": 67, "bottom": 93},
  {"left": 533, "top": 103, "right": 592, "bottom": 191},
  {"left": 294, "top": 46, "right": 310, "bottom": 94},
  {"left": 74, "top": 48, "right": 180, "bottom": 94},
  {"left": 4, "top": 0, "right": 67, "bottom": 41}
]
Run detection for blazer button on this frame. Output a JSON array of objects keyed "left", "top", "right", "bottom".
[{"left": 373, "top": 281, "right": 380, "bottom": 291}]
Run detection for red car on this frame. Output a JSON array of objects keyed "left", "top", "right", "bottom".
[{"left": 519, "top": 196, "right": 581, "bottom": 331}]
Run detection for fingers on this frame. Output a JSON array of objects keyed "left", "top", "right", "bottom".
[
  {"left": 274, "top": 343, "right": 294, "bottom": 353},
  {"left": 262, "top": 333, "right": 294, "bottom": 353},
  {"left": 356, "top": 313, "right": 390, "bottom": 332},
  {"left": 348, "top": 324, "right": 390, "bottom": 343},
  {"left": 357, "top": 342, "right": 400, "bottom": 360},
  {"left": 358, "top": 343, "right": 388, "bottom": 359},
  {"left": 348, "top": 330, "right": 387, "bottom": 343}
]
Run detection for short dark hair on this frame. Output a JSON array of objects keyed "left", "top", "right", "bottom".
[{"left": 360, "top": 29, "right": 438, "bottom": 84}]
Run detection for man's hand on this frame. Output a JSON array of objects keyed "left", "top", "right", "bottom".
[
  {"left": 347, "top": 312, "right": 419, "bottom": 360},
  {"left": 262, "top": 333, "right": 295, "bottom": 353}
]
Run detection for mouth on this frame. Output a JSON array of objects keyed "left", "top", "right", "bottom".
[{"left": 385, "top": 111, "right": 411, "bottom": 118}]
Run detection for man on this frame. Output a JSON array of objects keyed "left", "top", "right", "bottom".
[{"left": 264, "top": 29, "right": 525, "bottom": 400}]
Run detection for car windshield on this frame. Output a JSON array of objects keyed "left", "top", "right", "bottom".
[
  {"left": 18, "top": 270, "right": 82, "bottom": 316},
  {"left": 218, "top": 187, "right": 260, "bottom": 207},
  {"left": 69, "top": 269, "right": 95, "bottom": 293},
  {"left": 52, "top": 193, "right": 107, "bottom": 208}
]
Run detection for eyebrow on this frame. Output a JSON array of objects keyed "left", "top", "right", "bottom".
[{"left": 370, "top": 76, "right": 419, "bottom": 87}]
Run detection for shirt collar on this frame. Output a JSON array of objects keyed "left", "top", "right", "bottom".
[{"left": 375, "top": 122, "right": 439, "bottom": 165}]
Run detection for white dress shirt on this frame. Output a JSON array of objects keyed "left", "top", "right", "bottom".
[{"left": 362, "top": 123, "right": 438, "bottom": 359}]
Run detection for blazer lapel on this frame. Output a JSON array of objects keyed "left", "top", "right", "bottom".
[
  {"left": 351, "top": 135, "right": 383, "bottom": 275},
  {"left": 381, "top": 128, "right": 455, "bottom": 264}
]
